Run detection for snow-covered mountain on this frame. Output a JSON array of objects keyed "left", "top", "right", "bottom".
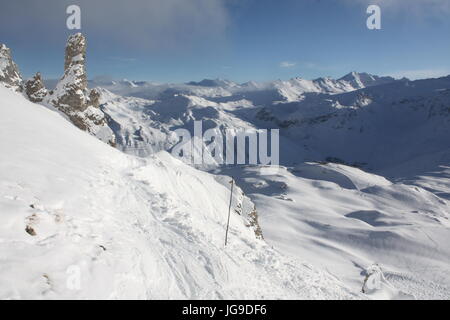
[
  {"left": 95, "top": 73, "right": 450, "bottom": 173},
  {"left": 89, "top": 72, "right": 397, "bottom": 103},
  {"left": 338, "top": 72, "right": 396, "bottom": 89},
  {"left": 89, "top": 71, "right": 404, "bottom": 161},
  {"left": 254, "top": 76, "right": 450, "bottom": 171}
]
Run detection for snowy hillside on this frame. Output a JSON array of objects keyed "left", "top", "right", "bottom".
[
  {"left": 92, "top": 72, "right": 450, "bottom": 299},
  {"left": 0, "top": 85, "right": 359, "bottom": 299},
  {"left": 217, "top": 162, "right": 450, "bottom": 299}
]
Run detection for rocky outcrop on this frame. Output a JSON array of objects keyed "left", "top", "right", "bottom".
[
  {"left": 25, "top": 72, "right": 48, "bottom": 102},
  {"left": 45, "top": 33, "right": 116, "bottom": 146},
  {"left": 0, "top": 44, "right": 23, "bottom": 92},
  {"left": 47, "top": 33, "right": 92, "bottom": 111}
]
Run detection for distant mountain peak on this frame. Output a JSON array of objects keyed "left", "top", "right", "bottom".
[{"left": 339, "top": 71, "right": 395, "bottom": 89}]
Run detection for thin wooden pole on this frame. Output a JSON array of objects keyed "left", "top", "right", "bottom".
[{"left": 225, "top": 178, "right": 234, "bottom": 246}]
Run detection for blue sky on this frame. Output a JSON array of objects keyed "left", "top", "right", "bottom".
[{"left": 1, "top": 0, "right": 450, "bottom": 83}]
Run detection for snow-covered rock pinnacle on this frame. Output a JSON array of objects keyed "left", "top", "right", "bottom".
[
  {"left": 45, "top": 33, "right": 115, "bottom": 146},
  {"left": 25, "top": 72, "right": 48, "bottom": 102},
  {"left": 0, "top": 44, "right": 23, "bottom": 92},
  {"left": 48, "top": 33, "right": 91, "bottom": 112}
]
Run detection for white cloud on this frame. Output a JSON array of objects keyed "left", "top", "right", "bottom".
[
  {"left": 387, "top": 69, "right": 450, "bottom": 80},
  {"left": 280, "top": 61, "right": 297, "bottom": 68}
]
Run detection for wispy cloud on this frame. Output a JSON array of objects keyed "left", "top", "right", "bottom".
[
  {"left": 0, "top": 0, "right": 229, "bottom": 51},
  {"left": 387, "top": 69, "right": 450, "bottom": 80},
  {"left": 280, "top": 61, "right": 297, "bottom": 68}
]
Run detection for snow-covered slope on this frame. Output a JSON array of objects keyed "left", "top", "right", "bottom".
[
  {"left": 216, "top": 162, "right": 450, "bottom": 299},
  {"left": 0, "top": 85, "right": 358, "bottom": 299},
  {"left": 93, "top": 72, "right": 450, "bottom": 299}
]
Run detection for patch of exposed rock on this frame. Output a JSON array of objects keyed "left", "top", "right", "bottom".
[
  {"left": 0, "top": 44, "right": 23, "bottom": 92},
  {"left": 25, "top": 72, "right": 48, "bottom": 102}
]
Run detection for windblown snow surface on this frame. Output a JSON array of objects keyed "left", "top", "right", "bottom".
[{"left": 0, "top": 85, "right": 358, "bottom": 299}]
